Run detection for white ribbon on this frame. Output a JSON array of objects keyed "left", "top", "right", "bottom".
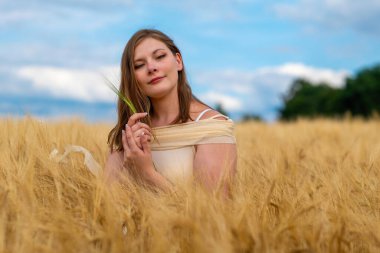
[{"left": 49, "top": 145, "right": 101, "bottom": 176}]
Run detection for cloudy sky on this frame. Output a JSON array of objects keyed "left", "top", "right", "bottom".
[{"left": 1, "top": 0, "right": 379, "bottom": 122}]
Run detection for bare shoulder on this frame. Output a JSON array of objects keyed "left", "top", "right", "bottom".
[
  {"left": 190, "top": 101, "right": 228, "bottom": 121},
  {"left": 202, "top": 109, "right": 229, "bottom": 120}
]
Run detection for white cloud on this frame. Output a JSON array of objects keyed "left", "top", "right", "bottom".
[
  {"left": 16, "top": 66, "right": 120, "bottom": 102},
  {"left": 274, "top": 0, "right": 380, "bottom": 34},
  {"left": 0, "top": 10, "right": 38, "bottom": 24},
  {"left": 0, "top": 0, "right": 248, "bottom": 26},
  {"left": 194, "top": 69, "right": 254, "bottom": 94},
  {"left": 199, "top": 92, "right": 243, "bottom": 111},
  {"left": 0, "top": 0, "right": 133, "bottom": 27},
  {"left": 148, "top": 0, "right": 251, "bottom": 22},
  {"left": 195, "top": 62, "right": 349, "bottom": 91},
  {"left": 192, "top": 62, "right": 350, "bottom": 119},
  {"left": 256, "top": 62, "right": 349, "bottom": 87}
]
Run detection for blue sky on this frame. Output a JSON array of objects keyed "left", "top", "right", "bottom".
[{"left": 1, "top": 0, "right": 379, "bottom": 122}]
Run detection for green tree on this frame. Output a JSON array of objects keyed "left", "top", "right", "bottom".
[
  {"left": 279, "top": 63, "right": 380, "bottom": 120},
  {"left": 339, "top": 64, "right": 380, "bottom": 117},
  {"left": 279, "top": 79, "right": 342, "bottom": 120}
]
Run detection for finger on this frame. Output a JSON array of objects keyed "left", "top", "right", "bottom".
[
  {"left": 131, "top": 122, "right": 152, "bottom": 135},
  {"left": 139, "top": 131, "right": 152, "bottom": 142},
  {"left": 125, "top": 125, "right": 141, "bottom": 153},
  {"left": 134, "top": 132, "right": 143, "bottom": 149},
  {"left": 121, "top": 130, "right": 131, "bottom": 154},
  {"left": 132, "top": 128, "right": 152, "bottom": 139},
  {"left": 134, "top": 129, "right": 144, "bottom": 138},
  {"left": 141, "top": 134, "right": 151, "bottom": 154},
  {"left": 135, "top": 133, "right": 152, "bottom": 145},
  {"left": 127, "top": 112, "right": 148, "bottom": 127}
]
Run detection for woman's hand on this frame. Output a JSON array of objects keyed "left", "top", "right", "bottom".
[
  {"left": 120, "top": 112, "right": 172, "bottom": 192},
  {"left": 127, "top": 112, "right": 153, "bottom": 149},
  {"left": 122, "top": 124, "right": 155, "bottom": 179}
]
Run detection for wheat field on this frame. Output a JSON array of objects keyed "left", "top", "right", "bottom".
[{"left": 0, "top": 117, "right": 379, "bottom": 253}]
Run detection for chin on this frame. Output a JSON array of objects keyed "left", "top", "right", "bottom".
[
  {"left": 145, "top": 84, "right": 177, "bottom": 99},
  {"left": 148, "top": 91, "right": 171, "bottom": 100}
]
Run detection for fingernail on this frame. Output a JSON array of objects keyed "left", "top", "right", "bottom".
[{"left": 144, "top": 112, "right": 148, "bottom": 116}]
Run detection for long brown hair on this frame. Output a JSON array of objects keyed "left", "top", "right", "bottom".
[{"left": 108, "top": 29, "right": 198, "bottom": 151}]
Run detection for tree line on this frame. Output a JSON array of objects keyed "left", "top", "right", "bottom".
[{"left": 279, "top": 63, "right": 380, "bottom": 120}]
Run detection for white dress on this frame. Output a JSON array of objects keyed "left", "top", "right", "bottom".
[{"left": 151, "top": 109, "right": 236, "bottom": 183}]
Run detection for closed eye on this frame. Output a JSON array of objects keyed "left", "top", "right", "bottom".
[
  {"left": 157, "top": 54, "right": 166, "bottom": 59},
  {"left": 134, "top": 64, "right": 144, "bottom": 69}
]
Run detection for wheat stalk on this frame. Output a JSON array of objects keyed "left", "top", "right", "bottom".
[{"left": 105, "top": 78, "right": 137, "bottom": 113}]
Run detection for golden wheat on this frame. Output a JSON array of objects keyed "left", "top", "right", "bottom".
[{"left": 0, "top": 116, "right": 379, "bottom": 253}]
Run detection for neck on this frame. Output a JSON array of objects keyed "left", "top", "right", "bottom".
[{"left": 150, "top": 91, "right": 180, "bottom": 127}]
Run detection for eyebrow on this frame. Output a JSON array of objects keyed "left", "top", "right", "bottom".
[{"left": 134, "top": 48, "right": 166, "bottom": 62}]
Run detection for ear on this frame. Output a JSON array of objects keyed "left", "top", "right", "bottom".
[{"left": 175, "top": 53, "right": 183, "bottom": 71}]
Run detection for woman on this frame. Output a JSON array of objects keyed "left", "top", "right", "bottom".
[{"left": 105, "top": 29, "right": 237, "bottom": 194}]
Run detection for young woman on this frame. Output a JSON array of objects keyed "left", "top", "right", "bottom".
[{"left": 105, "top": 29, "right": 237, "bottom": 194}]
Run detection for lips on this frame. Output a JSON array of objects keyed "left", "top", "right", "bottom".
[{"left": 149, "top": 76, "right": 164, "bottom": 84}]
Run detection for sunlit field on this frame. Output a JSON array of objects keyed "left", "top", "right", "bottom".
[{"left": 1, "top": 117, "right": 379, "bottom": 253}]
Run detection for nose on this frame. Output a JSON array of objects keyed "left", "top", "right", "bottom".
[{"left": 146, "top": 60, "right": 157, "bottom": 74}]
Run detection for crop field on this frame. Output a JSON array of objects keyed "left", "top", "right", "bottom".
[{"left": 0, "top": 117, "right": 379, "bottom": 252}]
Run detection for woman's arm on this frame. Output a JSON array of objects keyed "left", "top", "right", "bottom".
[
  {"left": 192, "top": 110, "right": 237, "bottom": 196},
  {"left": 193, "top": 142, "right": 237, "bottom": 196},
  {"left": 104, "top": 151, "right": 122, "bottom": 179},
  {"left": 104, "top": 150, "right": 172, "bottom": 192}
]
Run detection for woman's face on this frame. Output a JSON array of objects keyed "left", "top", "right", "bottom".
[{"left": 133, "top": 38, "right": 183, "bottom": 99}]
